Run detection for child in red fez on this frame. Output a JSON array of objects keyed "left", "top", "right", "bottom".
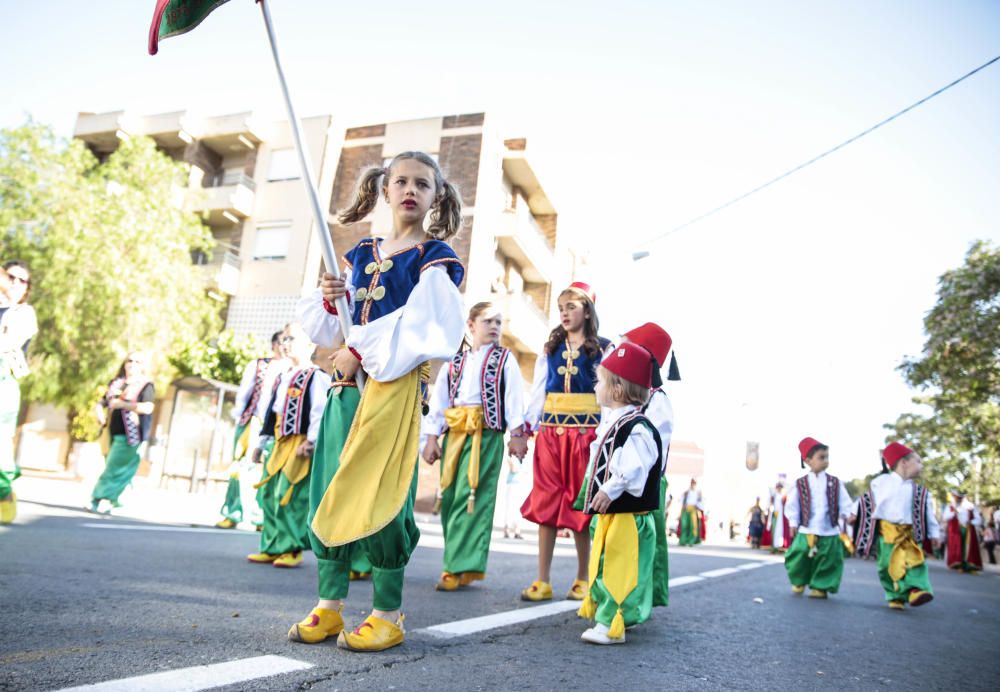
[
  {"left": 576, "top": 342, "right": 663, "bottom": 644},
  {"left": 782, "top": 437, "right": 853, "bottom": 598}
]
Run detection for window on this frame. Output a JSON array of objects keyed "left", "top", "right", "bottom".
[
  {"left": 267, "top": 149, "right": 300, "bottom": 182},
  {"left": 253, "top": 221, "right": 291, "bottom": 260}
]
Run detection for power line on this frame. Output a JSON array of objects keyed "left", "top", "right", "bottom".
[{"left": 633, "top": 54, "right": 1000, "bottom": 258}]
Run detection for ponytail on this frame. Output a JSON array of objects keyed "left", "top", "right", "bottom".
[
  {"left": 427, "top": 178, "right": 463, "bottom": 241},
  {"left": 337, "top": 166, "right": 386, "bottom": 225}
]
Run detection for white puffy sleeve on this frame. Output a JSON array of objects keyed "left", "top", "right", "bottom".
[
  {"left": 837, "top": 482, "right": 853, "bottom": 520},
  {"left": 784, "top": 484, "right": 801, "bottom": 527},
  {"left": 232, "top": 360, "right": 258, "bottom": 421},
  {"left": 644, "top": 389, "right": 674, "bottom": 465},
  {"left": 971, "top": 506, "right": 983, "bottom": 528},
  {"left": 421, "top": 364, "right": 451, "bottom": 438},
  {"left": 524, "top": 353, "right": 549, "bottom": 432},
  {"left": 345, "top": 267, "right": 465, "bottom": 382},
  {"left": 297, "top": 284, "right": 356, "bottom": 348},
  {"left": 503, "top": 352, "right": 527, "bottom": 433},
  {"left": 0, "top": 304, "right": 38, "bottom": 351},
  {"left": 307, "top": 370, "right": 331, "bottom": 443},
  {"left": 599, "top": 425, "right": 658, "bottom": 502}
]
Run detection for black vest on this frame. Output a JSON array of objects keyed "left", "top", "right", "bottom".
[{"left": 583, "top": 411, "right": 663, "bottom": 515}]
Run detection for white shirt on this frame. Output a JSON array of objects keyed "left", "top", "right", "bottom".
[
  {"left": 257, "top": 366, "right": 331, "bottom": 445},
  {"left": 993, "top": 508, "right": 1000, "bottom": 527},
  {"left": 681, "top": 488, "right": 703, "bottom": 510},
  {"left": 422, "top": 343, "right": 527, "bottom": 437},
  {"left": 783, "top": 471, "right": 854, "bottom": 536},
  {"left": 585, "top": 405, "right": 659, "bottom": 502},
  {"left": 870, "top": 472, "right": 941, "bottom": 540},
  {"left": 943, "top": 499, "right": 983, "bottom": 528},
  {"left": 643, "top": 388, "right": 674, "bottom": 467}
]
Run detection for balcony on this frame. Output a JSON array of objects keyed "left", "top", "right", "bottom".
[
  {"left": 495, "top": 208, "right": 555, "bottom": 284},
  {"left": 493, "top": 290, "right": 550, "bottom": 353},
  {"left": 194, "top": 245, "right": 241, "bottom": 296},
  {"left": 197, "top": 172, "right": 256, "bottom": 226}
]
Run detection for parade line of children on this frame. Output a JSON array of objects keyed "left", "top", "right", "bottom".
[{"left": 210, "top": 151, "right": 956, "bottom": 653}]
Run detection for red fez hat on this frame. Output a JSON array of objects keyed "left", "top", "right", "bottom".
[
  {"left": 564, "top": 281, "right": 596, "bottom": 304},
  {"left": 601, "top": 342, "right": 653, "bottom": 388},
  {"left": 798, "top": 437, "right": 824, "bottom": 461},
  {"left": 623, "top": 323, "right": 672, "bottom": 367},
  {"left": 881, "top": 442, "right": 913, "bottom": 469}
]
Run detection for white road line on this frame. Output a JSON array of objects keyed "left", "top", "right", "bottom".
[
  {"left": 82, "top": 523, "right": 252, "bottom": 535},
  {"left": 56, "top": 654, "right": 312, "bottom": 692},
  {"left": 666, "top": 575, "right": 705, "bottom": 587},
  {"left": 699, "top": 567, "right": 742, "bottom": 578},
  {"left": 737, "top": 562, "right": 765, "bottom": 570},
  {"left": 417, "top": 532, "right": 577, "bottom": 558}
]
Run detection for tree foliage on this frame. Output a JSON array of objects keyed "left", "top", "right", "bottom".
[
  {"left": 0, "top": 122, "right": 220, "bottom": 440},
  {"left": 885, "top": 240, "right": 1000, "bottom": 503},
  {"left": 169, "top": 329, "right": 263, "bottom": 385}
]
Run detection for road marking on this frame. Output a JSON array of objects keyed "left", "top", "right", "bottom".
[
  {"left": 418, "top": 560, "right": 778, "bottom": 639},
  {"left": 82, "top": 523, "right": 254, "bottom": 535},
  {"left": 55, "top": 654, "right": 312, "bottom": 692},
  {"left": 417, "top": 532, "right": 577, "bottom": 558}
]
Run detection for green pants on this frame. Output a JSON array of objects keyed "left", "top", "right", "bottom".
[
  {"left": 877, "top": 536, "right": 933, "bottom": 601},
  {"left": 784, "top": 532, "right": 844, "bottom": 592},
  {"left": 651, "top": 477, "right": 670, "bottom": 606},
  {"left": 258, "top": 440, "right": 311, "bottom": 555},
  {"left": 309, "top": 387, "right": 373, "bottom": 598},
  {"left": 91, "top": 435, "right": 142, "bottom": 504},
  {"left": 218, "top": 422, "right": 249, "bottom": 522},
  {"left": 590, "top": 513, "right": 656, "bottom": 628},
  {"left": 679, "top": 507, "right": 701, "bottom": 546},
  {"left": 0, "top": 375, "right": 22, "bottom": 500},
  {"left": 440, "top": 428, "right": 503, "bottom": 574}
]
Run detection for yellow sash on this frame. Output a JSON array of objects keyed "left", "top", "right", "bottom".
[
  {"left": 880, "top": 521, "right": 925, "bottom": 591},
  {"left": 577, "top": 513, "right": 639, "bottom": 639},
  {"left": 253, "top": 432, "right": 309, "bottom": 506},
  {"left": 233, "top": 418, "right": 258, "bottom": 462},
  {"left": 685, "top": 505, "right": 699, "bottom": 532},
  {"left": 311, "top": 366, "right": 423, "bottom": 547},
  {"left": 440, "top": 406, "right": 484, "bottom": 514}
]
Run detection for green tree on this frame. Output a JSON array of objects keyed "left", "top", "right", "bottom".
[
  {"left": 169, "top": 330, "right": 263, "bottom": 385},
  {"left": 885, "top": 240, "right": 1000, "bottom": 504},
  {"left": 0, "top": 122, "right": 220, "bottom": 452}
]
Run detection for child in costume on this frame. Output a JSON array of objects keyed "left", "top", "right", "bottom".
[
  {"left": 521, "top": 282, "right": 612, "bottom": 602},
  {"left": 247, "top": 324, "right": 329, "bottom": 568},
  {"left": 783, "top": 437, "right": 854, "bottom": 598},
  {"left": 216, "top": 330, "right": 288, "bottom": 530},
  {"left": 90, "top": 352, "right": 155, "bottom": 513},
  {"left": 860, "top": 442, "right": 940, "bottom": 610},
  {"left": 576, "top": 342, "right": 662, "bottom": 645},
  {"left": 292, "top": 152, "right": 466, "bottom": 652},
  {"left": 767, "top": 480, "right": 790, "bottom": 552},
  {"left": 943, "top": 490, "right": 983, "bottom": 573},
  {"left": 620, "top": 322, "right": 677, "bottom": 607},
  {"left": 422, "top": 302, "right": 528, "bottom": 591},
  {"left": 677, "top": 478, "right": 705, "bottom": 546}
]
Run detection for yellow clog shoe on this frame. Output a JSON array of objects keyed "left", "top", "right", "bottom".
[
  {"left": 459, "top": 571, "right": 485, "bottom": 586},
  {"left": 215, "top": 518, "right": 237, "bottom": 529},
  {"left": 908, "top": 589, "right": 933, "bottom": 607},
  {"left": 349, "top": 571, "right": 372, "bottom": 581},
  {"left": 436, "top": 572, "right": 461, "bottom": 592},
  {"left": 566, "top": 579, "right": 588, "bottom": 601},
  {"left": 808, "top": 589, "right": 828, "bottom": 599},
  {"left": 520, "top": 580, "right": 553, "bottom": 602},
  {"left": 273, "top": 552, "right": 304, "bottom": 568},
  {"left": 0, "top": 492, "right": 16, "bottom": 525},
  {"left": 288, "top": 606, "right": 344, "bottom": 644},
  {"left": 336, "top": 614, "right": 405, "bottom": 652},
  {"left": 888, "top": 600, "right": 905, "bottom": 610},
  {"left": 791, "top": 585, "right": 806, "bottom": 594},
  {"left": 247, "top": 552, "right": 278, "bottom": 563}
]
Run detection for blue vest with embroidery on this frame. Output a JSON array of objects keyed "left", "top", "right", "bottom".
[
  {"left": 544, "top": 337, "right": 611, "bottom": 394},
  {"left": 344, "top": 238, "right": 465, "bottom": 326}
]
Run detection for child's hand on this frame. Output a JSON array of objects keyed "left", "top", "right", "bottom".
[
  {"left": 931, "top": 538, "right": 941, "bottom": 552},
  {"left": 252, "top": 448, "right": 263, "bottom": 464},
  {"left": 320, "top": 273, "right": 348, "bottom": 304},
  {"left": 296, "top": 440, "right": 315, "bottom": 458},
  {"left": 508, "top": 435, "right": 528, "bottom": 459},
  {"left": 422, "top": 437, "right": 441, "bottom": 465},
  {"left": 591, "top": 490, "right": 612, "bottom": 513},
  {"left": 847, "top": 514, "right": 857, "bottom": 525},
  {"left": 332, "top": 347, "right": 361, "bottom": 378}
]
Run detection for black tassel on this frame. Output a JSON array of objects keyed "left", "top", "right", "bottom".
[
  {"left": 651, "top": 357, "right": 663, "bottom": 388},
  {"left": 667, "top": 352, "right": 681, "bottom": 381}
]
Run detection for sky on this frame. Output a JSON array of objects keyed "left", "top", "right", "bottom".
[{"left": 2, "top": 1, "right": 998, "bottom": 513}]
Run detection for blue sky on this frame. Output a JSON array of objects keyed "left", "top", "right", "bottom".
[{"left": 2, "top": 1, "right": 998, "bottom": 504}]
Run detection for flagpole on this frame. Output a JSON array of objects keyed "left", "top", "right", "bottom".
[{"left": 257, "top": 0, "right": 363, "bottom": 390}]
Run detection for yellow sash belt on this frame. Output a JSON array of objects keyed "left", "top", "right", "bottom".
[
  {"left": 577, "top": 513, "right": 639, "bottom": 639},
  {"left": 311, "top": 365, "right": 424, "bottom": 547},
  {"left": 880, "top": 521, "right": 924, "bottom": 591},
  {"left": 440, "top": 406, "right": 484, "bottom": 514},
  {"left": 685, "top": 505, "right": 699, "bottom": 531}
]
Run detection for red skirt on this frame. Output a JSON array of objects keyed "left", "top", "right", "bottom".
[{"left": 521, "top": 425, "right": 595, "bottom": 533}]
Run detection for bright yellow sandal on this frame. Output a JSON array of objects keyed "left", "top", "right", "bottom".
[
  {"left": 247, "top": 552, "right": 277, "bottom": 564},
  {"left": 459, "top": 572, "right": 485, "bottom": 586},
  {"left": 436, "top": 573, "right": 461, "bottom": 592},
  {"left": 0, "top": 492, "right": 15, "bottom": 525},
  {"left": 337, "top": 614, "right": 405, "bottom": 652},
  {"left": 273, "top": 552, "right": 303, "bottom": 568},
  {"left": 288, "top": 606, "right": 344, "bottom": 644},
  {"left": 521, "top": 580, "right": 553, "bottom": 602},
  {"left": 566, "top": 579, "right": 588, "bottom": 601}
]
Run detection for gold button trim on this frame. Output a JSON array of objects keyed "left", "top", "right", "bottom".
[{"left": 364, "top": 262, "right": 378, "bottom": 275}]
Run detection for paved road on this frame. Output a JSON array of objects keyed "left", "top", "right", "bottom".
[{"left": 2, "top": 496, "right": 998, "bottom": 691}]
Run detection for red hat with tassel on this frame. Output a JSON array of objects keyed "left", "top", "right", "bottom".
[
  {"left": 881, "top": 442, "right": 913, "bottom": 470},
  {"left": 600, "top": 342, "right": 653, "bottom": 388},
  {"left": 564, "top": 281, "right": 597, "bottom": 304}
]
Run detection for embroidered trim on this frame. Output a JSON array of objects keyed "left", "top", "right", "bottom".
[
  {"left": 912, "top": 484, "right": 929, "bottom": 543},
  {"left": 480, "top": 345, "right": 508, "bottom": 430},
  {"left": 797, "top": 476, "right": 812, "bottom": 527},
  {"left": 447, "top": 351, "right": 468, "bottom": 407},
  {"left": 855, "top": 490, "right": 876, "bottom": 558},
  {"left": 280, "top": 367, "right": 318, "bottom": 438},
  {"left": 239, "top": 358, "right": 271, "bottom": 426},
  {"left": 583, "top": 410, "right": 643, "bottom": 511},
  {"left": 826, "top": 475, "right": 840, "bottom": 527},
  {"left": 540, "top": 411, "right": 601, "bottom": 428},
  {"left": 322, "top": 299, "right": 338, "bottom": 315},
  {"left": 420, "top": 257, "right": 463, "bottom": 273}
]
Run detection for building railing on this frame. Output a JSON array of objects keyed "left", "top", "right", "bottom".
[{"left": 203, "top": 171, "right": 256, "bottom": 191}]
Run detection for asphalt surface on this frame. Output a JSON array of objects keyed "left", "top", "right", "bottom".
[{"left": 2, "top": 497, "right": 998, "bottom": 691}]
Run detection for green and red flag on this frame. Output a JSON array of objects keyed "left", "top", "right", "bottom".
[{"left": 148, "top": 0, "right": 238, "bottom": 55}]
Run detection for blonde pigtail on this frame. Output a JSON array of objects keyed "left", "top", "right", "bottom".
[
  {"left": 337, "top": 166, "right": 386, "bottom": 225},
  {"left": 427, "top": 179, "right": 463, "bottom": 241}
]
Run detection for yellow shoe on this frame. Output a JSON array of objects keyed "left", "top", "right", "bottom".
[
  {"left": 908, "top": 589, "right": 933, "bottom": 607},
  {"left": 336, "top": 614, "right": 405, "bottom": 652},
  {"left": 273, "top": 552, "right": 304, "bottom": 568},
  {"left": 521, "top": 580, "right": 553, "bottom": 602},
  {"left": 808, "top": 589, "right": 828, "bottom": 599},
  {"left": 436, "top": 572, "right": 461, "bottom": 592},
  {"left": 566, "top": 579, "right": 588, "bottom": 601},
  {"left": 459, "top": 571, "right": 485, "bottom": 586},
  {"left": 888, "top": 600, "right": 905, "bottom": 610},
  {"left": 215, "top": 518, "right": 237, "bottom": 529},
  {"left": 0, "top": 492, "right": 15, "bottom": 525},
  {"left": 247, "top": 552, "right": 278, "bottom": 563},
  {"left": 791, "top": 585, "right": 806, "bottom": 594},
  {"left": 255, "top": 524, "right": 263, "bottom": 532},
  {"left": 349, "top": 571, "right": 371, "bottom": 581},
  {"left": 288, "top": 607, "right": 345, "bottom": 644}
]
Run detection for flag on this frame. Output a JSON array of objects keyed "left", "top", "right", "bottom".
[{"left": 148, "top": 0, "right": 236, "bottom": 55}]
